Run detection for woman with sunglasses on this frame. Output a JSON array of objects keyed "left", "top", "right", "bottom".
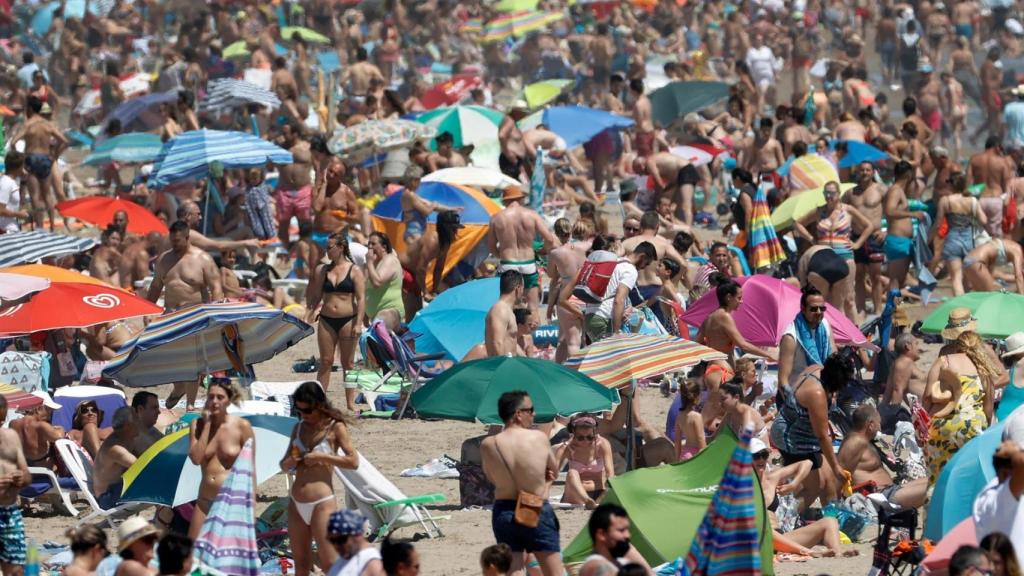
[
  {"left": 306, "top": 233, "right": 366, "bottom": 412},
  {"left": 64, "top": 524, "right": 110, "bottom": 576},
  {"left": 280, "top": 381, "right": 359, "bottom": 576},
  {"left": 115, "top": 517, "right": 160, "bottom": 576},
  {"left": 188, "top": 379, "right": 254, "bottom": 540},
  {"left": 68, "top": 400, "right": 112, "bottom": 460},
  {"left": 554, "top": 414, "right": 615, "bottom": 509}
]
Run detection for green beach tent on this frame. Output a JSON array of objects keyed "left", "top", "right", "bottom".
[{"left": 562, "top": 429, "right": 775, "bottom": 573}]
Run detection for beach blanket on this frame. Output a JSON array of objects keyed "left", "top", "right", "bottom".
[
  {"left": 746, "top": 185, "right": 786, "bottom": 271},
  {"left": 194, "top": 439, "right": 260, "bottom": 576}
]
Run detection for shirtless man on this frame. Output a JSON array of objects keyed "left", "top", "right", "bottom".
[
  {"left": 968, "top": 137, "right": 1014, "bottom": 238},
  {"left": 917, "top": 68, "right": 943, "bottom": 139},
  {"left": 622, "top": 211, "right": 688, "bottom": 308},
  {"left": 838, "top": 405, "right": 928, "bottom": 509},
  {"left": 965, "top": 238, "right": 1024, "bottom": 293},
  {"left": 90, "top": 227, "right": 122, "bottom": 286},
  {"left": 634, "top": 152, "right": 699, "bottom": 225},
  {"left": 600, "top": 74, "right": 626, "bottom": 114},
  {"left": 488, "top": 187, "right": 559, "bottom": 311},
  {"left": 952, "top": 0, "right": 978, "bottom": 47},
  {"left": 879, "top": 333, "right": 925, "bottom": 433},
  {"left": 547, "top": 220, "right": 594, "bottom": 363},
  {"left": 782, "top": 108, "right": 814, "bottom": 158},
  {"left": 10, "top": 392, "right": 64, "bottom": 472},
  {"left": 884, "top": 161, "right": 926, "bottom": 293},
  {"left": 499, "top": 104, "right": 530, "bottom": 180},
  {"left": 276, "top": 122, "right": 314, "bottom": 246},
  {"left": 340, "top": 47, "right": 384, "bottom": 96},
  {"left": 972, "top": 49, "right": 1004, "bottom": 143},
  {"left": 740, "top": 118, "right": 786, "bottom": 190},
  {"left": 589, "top": 24, "right": 615, "bottom": 94},
  {"left": 844, "top": 161, "right": 888, "bottom": 315},
  {"left": 0, "top": 396, "right": 29, "bottom": 576},
  {"left": 270, "top": 56, "right": 299, "bottom": 104},
  {"left": 481, "top": 391, "right": 563, "bottom": 576},
  {"left": 313, "top": 157, "right": 367, "bottom": 245},
  {"left": 148, "top": 221, "right": 223, "bottom": 409},
  {"left": 130, "top": 391, "right": 163, "bottom": 457},
  {"left": 834, "top": 114, "right": 868, "bottom": 142},
  {"left": 629, "top": 79, "right": 656, "bottom": 158},
  {"left": 426, "top": 132, "right": 467, "bottom": 172},
  {"left": 485, "top": 271, "right": 525, "bottom": 357},
  {"left": 653, "top": 195, "right": 693, "bottom": 238},
  {"left": 119, "top": 232, "right": 164, "bottom": 291},
  {"left": 12, "top": 96, "right": 68, "bottom": 230},
  {"left": 175, "top": 201, "right": 260, "bottom": 254},
  {"left": 92, "top": 407, "right": 138, "bottom": 511}
]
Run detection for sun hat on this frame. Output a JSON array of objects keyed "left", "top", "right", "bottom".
[
  {"left": 117, "top": 517, "right": 160, "bottom": 553},
  {"left": 941, "top": 307, "right": 977, "bottom": 340},
  {"left": 30, "top": 391, "right": 61, "bottom": 410},
  {"left": 328, "top": 509, "right": 366, "bottom": 537},
  {"left": 1004, "top": 332, "right": 1024, "bottom": 358},
  {"left": 502, "top": 186, "right": 526, "bottom": 203}
]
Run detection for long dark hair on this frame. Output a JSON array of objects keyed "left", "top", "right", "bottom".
[
  {"left": 292, "top": 380, "right": 355, "bottom": 426},
  {"left": 326, "top": 232, "right": 353, "bottom": 268}
]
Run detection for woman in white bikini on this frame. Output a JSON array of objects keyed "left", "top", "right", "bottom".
[{"left": 280, "top": 381, "right": 359, "bottom": 576}]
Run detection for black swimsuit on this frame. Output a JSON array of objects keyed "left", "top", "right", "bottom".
[{"left": 319, "top": 265, "right": 357, "bottom": 333}]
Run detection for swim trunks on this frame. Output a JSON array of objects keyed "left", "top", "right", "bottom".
[
  {"left": 634, "top": 131, "right": 655, "bottom": 158},
  {"left": 491, "top": 499, "right": 561, "bottom": 553},
  {"left": 955, "top": 23, "right": 974, "bottom": 40},
  {"left": 274, "top": 185, "right": 313, "bottom": 223},
  {"left": 25, "top": 153, "right": 53, "bottom": 180},
  {"left": 0, "top": 504, "right": 26, "bottom": 565},
  {"left": 676, "top": 164, "right": 701, "bottom": 186},
  {"left": 498, "top": 260, "right": 539, "bottom": 290},
  {"left": 853, "top": 237, "right": 885, "bottom": 264},
  {"left": 97, "top": 479, "right": 123, "bottom": 511},
  {"left": 312, "top": 230, "right": 330, "bottom": 248},
  {"left": 884, "top": 235, "right": 913, "bottom": 262}
]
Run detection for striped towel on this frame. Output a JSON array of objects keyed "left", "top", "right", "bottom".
[
  {"left": 193, "top": 439, "right": 259, "bottom": 576},
  {"left": 746, "top": 185, "right": 786, "bottom": 271}
]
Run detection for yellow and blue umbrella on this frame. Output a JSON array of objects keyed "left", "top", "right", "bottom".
[{"left": 121, "top": 415, "right": 296, "bottom": 507}]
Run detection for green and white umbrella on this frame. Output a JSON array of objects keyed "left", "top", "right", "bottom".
[{"left": 415, "top": 105, "right": 504, "bottom": 150}]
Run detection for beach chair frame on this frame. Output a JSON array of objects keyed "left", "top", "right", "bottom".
[
  {"left": 21, "top": 466, "right": 79, "bottom": 517},
  {"left": 54, "top": 439, "right": 144, "bottom": 527}
]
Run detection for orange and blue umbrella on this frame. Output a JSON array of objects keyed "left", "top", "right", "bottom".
[{"left": 564, "top": 334, "right": 726, "bottom": 389}]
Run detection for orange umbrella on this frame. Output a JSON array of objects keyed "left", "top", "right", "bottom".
[
  {"left": 0, "top": 264, "right": 162, "bottom": 335},
  {"left": 56, "top": 196, "right": 168, "bottom": 235}
]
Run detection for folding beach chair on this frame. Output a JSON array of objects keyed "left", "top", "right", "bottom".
[
  {"left": 386, "top": 328, "right": 445, "bottom": 420},
  {"left": 54, "top": 439, "right": 144, "bottom": 527},
  {"left": 20, "top": 466, "right": 78, "bottom": 516}
]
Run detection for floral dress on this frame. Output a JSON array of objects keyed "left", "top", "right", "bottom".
[{"left": 926, "top": 373, "right": 987, "bottom": 485}]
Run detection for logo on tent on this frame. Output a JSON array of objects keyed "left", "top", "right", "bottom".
[
  {"left": 655, "top": 485, "right": 719, "bottom": 495},
  {"left": 0, "top": 303, "right": 22, "bottom": 317},
  {"left": 83, "top": 294, "right": 121, "bottom": 308}
]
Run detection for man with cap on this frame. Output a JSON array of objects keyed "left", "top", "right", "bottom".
[
  {"left": 488, "top": 186, "right": 560, "bottom": 312},
  {"left": 9, "top": 391, "right": 63, "bottom": 472},
  {"left": 325, "top": 510, "right": 384, "bottom": 576},
  {"left": 0, "top": 394, "right": 29, "bottom": 576},
  {"left": 116, "top": 517, "right": 160, "bottom": 576},
  {"left": 838, "top": 404, "right": 928, "bottom": 509}
]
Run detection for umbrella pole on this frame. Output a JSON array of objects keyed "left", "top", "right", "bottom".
[{"left": 625, "top": 379, "right": 637, "bottom": 472}]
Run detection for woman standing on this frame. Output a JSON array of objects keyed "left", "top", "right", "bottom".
[
  {"left": 306, "top": 233, "right": 366, "bottom": 412},
  {"left": 280, "top": 382, "right": 359, "bottom": 576},
  {"left": 63, "top": 525, "right": 109, "bottom": 576},
  {"left": 934, "top": 173, "right": 986, "bottom": 296},
  {"left": 554, "top": 415, "right": 615, "bottom": 509},
  {"left": 188, "top": 379, "right": 255, "bottom": 540},
  {"left": 365, "top": 232, "right": 405, "bottom": 322}
]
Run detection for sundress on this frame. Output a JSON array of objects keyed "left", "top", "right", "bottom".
[{"left": 926, "top": 374, "right": 987, "bottom": 485}]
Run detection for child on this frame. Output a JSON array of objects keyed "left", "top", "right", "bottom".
[
  {"left": 480, "top": 544, "right": 512, "bottom": 576},
  {"left": 673, "top": 380, "right": 706, "bottom": 461}
]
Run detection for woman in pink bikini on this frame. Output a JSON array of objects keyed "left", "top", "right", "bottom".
[{"left": 554, "top": 414, "right": 615, "bottom": 509}]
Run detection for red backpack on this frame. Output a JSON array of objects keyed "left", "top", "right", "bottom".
[{"left": 572, "top": 250, "right": 623, "bottom": 304}]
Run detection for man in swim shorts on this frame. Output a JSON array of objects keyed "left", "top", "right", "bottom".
[
  {"left": 0, "top": 395, "right": 29, "bottom": 576},
  {"left": 884, "top": 161, "right": 927, "bottom": 294},
  {"left": 275, "top": 121, "right": 314, "bottom": 245},
  {"left": 11, "top": 96, "right": 68, "bottom": 230},
  {"left": 488, "top": 187, "right": 560, "bottom": 313}
]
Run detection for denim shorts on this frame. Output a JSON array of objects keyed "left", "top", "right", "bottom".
[
  {"left": 492, "top": 499, "right": 561, "bottom": 553},
  {"left": 941, "top": 226, "right": 974, "bottom": 261}
]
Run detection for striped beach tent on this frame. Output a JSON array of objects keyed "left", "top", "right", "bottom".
[
  {"left": 193, "top": 438, "right": 260, "bottom": 576},
  {"left": 0, "top": 231, "right": 97, "bottom": 268},
  {"left": 148, "top": 129, "right": 293, "bottom": 188},
  {"left": 200, "top": 79, "right": 282, "bottom": 115},
  {"left": 564, "top": 334, "right": 727, "bottom": 389},
  {"left": 102, "top": 302, "right": 313, "bottom": 387}
]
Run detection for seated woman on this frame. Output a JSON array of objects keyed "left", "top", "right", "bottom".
[
  {"left": 716, "top": 380, "right": 766, "bottom": 439},
  {"left": 554, "top": 414, "right": 615, "bottom": 509},
  {"left": 673, "top": 380, "right": 707, "bottom": 461},
  {"left": 67, "top": 400, "right": 113, "bottom": 460},
  {"left": 247, "top": 272, "right": 305, "bottom": 318},
  {"left": 753, "top": 438, "right": 857, "bottom": 558}
]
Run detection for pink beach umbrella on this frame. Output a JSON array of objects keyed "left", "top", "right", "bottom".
[
  {"left": 920, "top": 517, "right": 977, "bottom": 576},
  {"left": 0, "top": 272, "right": 49, "bottom": 302},
  {"left": 679, "top": 274, "right": 872, "bottom": 347}
]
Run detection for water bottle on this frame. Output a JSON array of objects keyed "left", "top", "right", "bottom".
[{"left": 25, "top": 541, "right": 39, "bottom": 576}]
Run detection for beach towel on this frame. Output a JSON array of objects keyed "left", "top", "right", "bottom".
[
  {"left": 194, "top": 439, "right": 259, "bottom": 576},
  {"left": 745, "top": 185, "right": 786, "bottom": 270}
]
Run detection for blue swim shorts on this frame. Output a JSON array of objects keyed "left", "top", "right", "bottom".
[{"left": 492, "top": 499, "right": 561, "bottom": 553}]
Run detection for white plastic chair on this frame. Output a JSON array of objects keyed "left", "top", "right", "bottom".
[
  {"left": 22, "top": 466, "right": 78, "bottom": 516},
  {"left": 54, "top": 439, "right": 145, "bottom": 527}
]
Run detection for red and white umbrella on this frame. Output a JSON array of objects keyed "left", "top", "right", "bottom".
[
  {"left": 422, "top": 74, "right": 483, "bottom": 110},
  {"left": 669, "top": 144, "right": 726, "bottom": 167}
]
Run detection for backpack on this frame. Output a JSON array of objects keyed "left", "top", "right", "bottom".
[
  {"left": 572, "top": 250, "right": 622, "bottom": 304},
  {"left": 899, "top": 35, "right": 919, "bottom": 71}
]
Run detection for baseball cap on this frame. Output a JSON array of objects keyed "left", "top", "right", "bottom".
[
  {"left": 750, "top": 438, "right": 768, "bottom": 454},
  {"left": 30, "top": 391, "right": 62, "bottom": 410},
  {"left": 328, "top": 509, "right": 367, "bottom": 537}
]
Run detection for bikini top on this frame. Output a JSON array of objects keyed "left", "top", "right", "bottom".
[
  {"left": 323, "top": 265, "right": 355, "bottom": 294},
  {"left": 567, "top": 438, "right": 607, "bottom": 478},
  {"left": 292, "top": 421, "right": 333, "bottom": 455}
]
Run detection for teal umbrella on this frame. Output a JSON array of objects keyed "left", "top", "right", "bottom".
[
  {"left": 411, "top": 356, "right": 620, "bottom": 424},
  {"left": 649, "top": 81, "right": 730, "bottom": 128},
  {"left": 919, "top": 291, "right": 1024, "bottom": 339},
  {"left": 82, "top": 133, "right": 163, "bottom": 166}
]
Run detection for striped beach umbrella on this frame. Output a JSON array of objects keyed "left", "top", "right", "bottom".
[
  {"left": 481, "top": 10, "right": 565, "bottom": 43},
  {"left": 415, "top": 105, "right": 504, "bottom": 150},
  {"left": 786, "top": 153, "right": 840, "bottom": 192},
  {"left": 0, "top": 231, "right": 98, "bottom": 268},
  {"left": 82, "top": 133, "right": 163, "bottom": 166},
  {"left": 200, "top": 79, "right": 281, "bottom": 115},
  {"left": 102, "top": 90, "right": 178, "bottom": 133},
  {"left": 102, "top": 302, "right": 313, "bottom": 387},
  {"left": 194, "top": 437, "right": 260, "bottom": 576},
  {"left": 746, "top": 185, "right": 786, "bottom": 271},
  {"left": 460, "top": 18, "right": 483, "bottom": 34},
  {"left": 148, "top": 130, "right": 293, "bottom": 188},
  {"left": 0, "top": 382, "right": 42, "bottom": 410},
  {"left": 565, "top": 334, "right": 727, "bottom": 389},
  {"left": 328, "top": 119, "right": 437, "bottom": 156},
  {"left": 56, "top": 196, "right": 168, "bottom": 235}
]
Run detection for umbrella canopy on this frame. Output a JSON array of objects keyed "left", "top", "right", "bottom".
[
  {"left": 538, "top": 106, "right": 634, "bottom": 149},
  {"left": 680, "top": 275, "right": 872, "bottom": 347},
  {"left": 102, "top": 91, "right": 179, "bottom": 133},
  {"left": 102, "top": 302, "right": 313, "bottom": 387},
  {"left": 422, "top": 75, "right": 483, "bottom": 110},
  {"left": 681, "top": 427, "right": 762, "bottom": 575},
  {"left": 0, "top": 273, "right": 48, "bottom": 302},
  {"left": 922, "top": 518, "right": 978, "bottom": 575},
  {"left": 421, "top": 166, "right": 521, "bottom": 191},
  {"left": 770, "top": 183, "right": 856, "bottom": 230},
  {"left": 194, "top": 437, "right": 259, "bottom": 576},
  {"left": 122, "top": 415, "right": 294, "bottom": 507},
  {"left": 495, "top": 0, "right": 540, "bottom": 11},
  {"left": 148, "top": 130, "right": 293, "bottom": 189},
  {"left": 565, "top": 334, "right": 727, "bottom": 389},
  {"left": 523, "top": 79, "right": 574, "bottom": 109},
  {"left": 415, "top": 105, "right": 504, "bottom": 150},
  {"left": 0, "top": 231, "right": 97, "bottom": 268},
  {"left": 75, "top": 74, "right": 154, "bottom": 118},
  {"left": 924, "top": 420, "right": 1004, "bottom": 540},
  {"left": 56, "top": 197, "right": 168, "bottom": 235},
  {"left": 787, "top": 154, "right": 840, "bottom": 192},
  {"left": 835, "top": 140, "right": 890, "bottom": 169},
  {"left": 200, "top": 79, "right": 281, "bottom": 115},
  {"left": 0, "top": 382, "right": 42, "bottom": 410},
  {"left": 411, "top": 356, "right": 620, "bottom": 424},
  {"left": 407, "top": 277, "right": 498, "bottom": 359},
  {"left": 223, "top": 41, "right": 288, "bottom": 60},
  {"left": 281, "top": 26, "right": 330, "bottom": 43},
  {"left": 0, "top": 265, "right": 161, "bottom": 335},
  {"left": 649, "top": 81, "right": 730, "bottom": 127},
  {"left": 481, "top": 10, "right": 565, "bottom": 43},
  {"left": 30, "top": 0, "right": 106, "bottom": 36},
  {"left": 669, "top": 144, "right": 726, "bottom": 168},
  {"left": 328, "top": 119, "right": 437, "bottom": 156},
  {"left": 747, "top": 185, "right": 787, "bottom": 270},
  {"left": 920, "top": 291, "right": 1024, "bottom": 339},
  {"left": 82, "top": 133, "right": 163, "bottom": 166}
]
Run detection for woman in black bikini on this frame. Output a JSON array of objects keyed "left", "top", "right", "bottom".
[{"left": 306, "top": 233, "right": 366, "bottom": 412}]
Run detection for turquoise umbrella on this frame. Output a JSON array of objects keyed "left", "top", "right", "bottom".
[
  {"left": 649, "top": 81, "right": 730, "bottom": 127},
  {"left": 82, "top": 133, "right": 163, "bottom": 166}
]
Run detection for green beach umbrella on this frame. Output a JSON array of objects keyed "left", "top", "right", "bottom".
[
  {"left": 415, "top": 105, "right": 504, "bottom": 150},
  {"left": 410, "top": 356, "right": 620, "bottom": 424},
  {"left": 83, "top": 133, "right": 163, "bottom": 166},
  {"left": 649, "top": 80, "right": 730, "bottom": 128},
  {"left": 523, "top": 79, "right": 574, "bottom": 109},
  {"left": 919, "top": 291, "right": 1024, "bottom": 339},
  {"left": 495, "top": 0, "right": 540, "bottom": 11},
  {"left": 281, "top": 26, "right": 330, "bottom": 44}
]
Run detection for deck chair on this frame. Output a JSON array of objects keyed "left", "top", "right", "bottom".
[
  {"left": 363, "top": 322, "right": 403, "bottom": 392},
  {"left": 387, "top": 329, "right": 445, "bottom": 420},
  {"left": 335, "top": 452, "right": 446, "bottom": 540},
  {"left": 20, "top": 467, "right": 78, "bottom": 516},
  {"left": 250, "top": 380, "right": 309, "bottom": 415},
  {"left": 54, "top": 439, "right": 144, "bottom": 527}
]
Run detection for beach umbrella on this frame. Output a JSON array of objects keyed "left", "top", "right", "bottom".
[
  {"left": 422, "top": 75, "right": 483, "bottom": 110},
  {"left": 148, "top": 129, "right": 293, "bottom": 189},
  {"left": 495, "top": 0, "right": 540, "bottom": 11},
  {"left": 81, "top": 133, "right": 163, "bottom": 166},
  {"left": 0, "top": 231, "right": 98, "bottom": 268},
  {"left": 649, "top": 81, "right": 730, "bottom": 127},
  {"left": 787, "top": 153, "right": 840, "bottom": 192},
  {"left": 103, "top": 302, "right": 313, "bottom": 387},
  {"left": 481, "top": 10, "right": 565, "bottom": 43},
  {"left": 102, "top": 91, "right": 179, "bottom": 133},
  {"left": 536, "top": 106, "right": 634, "bottom": 149},
  {"left": 0, "top": 383, "right": 42, "bottom": 410},
  {"left": 200, "top": 79, "right": 281, "bottom": 115},
  {"left": 415, "top": 105, "right": 504, "bottom": 150},
  {"left": 0, "top": 265, "right": 161, "bottom": 335},
  {"left": 922, "top": 518, "right": 979, "bottom": 574},
  {"left": 223, "top": 41, "right": 288, "bottom": 60},
  {"left": 328, "top": 119, "right": 437, "bottom": 157},
  {"left": 769, "top": 183, "right": 856, "bottom": 230},
  {"left": 194, "top": 437, "right": 259, "bottom": 576},
  {"left": 747, "top": 185, "right": 787, "bottom": 270},
  {"left": 919, "top": 291, "right": 1024, "bottom": 339},
  {"left": 680, "top": 274, "right": 872, "bottom": 347},
  {"left": 121, "top": 415, "right": 294, "bottom": 507},
  {"left": 56, "top": 197, "right": 168, "bottom": 236},
  {"left": 421, "top": 166, "right": 521, "bottom": 191},
  {"left": 565, "top": 334, "right": 726, "bottom": 389},
  {"left": 669, "top": 144, "right": 726, "bottom": 168},
  {"left": 29, "top": 0, "right": 108, "bottom": 36},
  {"left": 924, "top": 420, "right": 1004, "bottom": 540},
  {"left": 406, "top": 278, "right": 498, "bottom": 360},
  {"left": 460, "top": 18, "right": 484, "bottom": 34},
  {"left": 411, "top": 356, "right": 620, "bottom": 424},
  {"left": 681, "top": 427, "right": 762, "bottom": 575},
  {"left": 0, "top": 273, "right": 48, "bottom": 302},
  {"left": 523, "top": 79, "right": 574, "bottom": 109},
  {"left": 834, "top": 140, "right": 890, "bottom": 169},
  {"left": 74, "top": 74, "right": 154, "bottom": 119},
  {"left": 281, "top": 26, "right": 330, "bottom": 44}
]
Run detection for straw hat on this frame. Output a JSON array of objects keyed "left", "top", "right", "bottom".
[
  {"left": 117, "top": 517, "right": 160, "bottom": 553},
  {"left": 1004, "top": 332, "right": 1024, "bottom": 358},
  {"left": 941, "top": 307, "right": 977, "bottom": 339},
  {"left": 502, "top": 186, "right": 526, "bottom": 203}
]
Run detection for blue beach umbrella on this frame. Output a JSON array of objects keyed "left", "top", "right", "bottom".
[
  {"left": 103, "top": 91, "right": 179, "bottom": 133},
  {"left": 408, "top": 277, "right": 499, "bottom": 361},
  {"left": 538, "top": 105, "right": 634, "bottom": 149},
  {"left": 834, "top": 140, "right": 890, "bottom": 169},
  {"left": 82, "top": 133, "right": 163, "bottom": 166},
  {"left": 147, "top": 129, "right": 293, "bottom": 188}
]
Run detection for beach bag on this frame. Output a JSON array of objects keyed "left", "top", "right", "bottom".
[
  {"left": 514, "top": 490, "right": 545, "bottom": 528},
  {"left": 456, "top": 461, "right": 495, "bottom": 507},
  {"left": 572, "top": 250, "right": 622, "bottom": 304}
]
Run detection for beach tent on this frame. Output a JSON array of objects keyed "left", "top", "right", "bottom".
[{"left": 562, "top": 429, "right": 774, "bottom": 573}]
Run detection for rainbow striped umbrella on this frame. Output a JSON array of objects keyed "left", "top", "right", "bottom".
[
  {"left": 565, "top": 334, "right": 726, "bottom": 389},
  {"left": 460, "top": 18, "right": 483, "bottom": 34},
  {"left": 787, "top": 153, "right": 839, "bottom": 192},
  {"left": 481, "top": 10, "right": 565, "bottom": 43},
  {"left": 746, "top": 185, "right": 786, "bottom": 271}
]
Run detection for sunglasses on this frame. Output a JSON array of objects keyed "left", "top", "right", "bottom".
[
  {"left": 80, "top": 406, "right": 97, "bottom": 414},
  {"left": 575, "top": 434, "right": 596, "bottom": 442},
  {"left": 807, "top": 305, "right": 827, "bottom": 313},
  {"left": 624, "top": 226, "right": 640, "bottom": 232},
  {"left": 518, "top": 406, "right": 535, "bottom": 414},
  {"left": 753, "top": 451, "right": 770, "bottom": 461},
  {"left": 295, "top": 405, "right": 316, "bottom": 415}
]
